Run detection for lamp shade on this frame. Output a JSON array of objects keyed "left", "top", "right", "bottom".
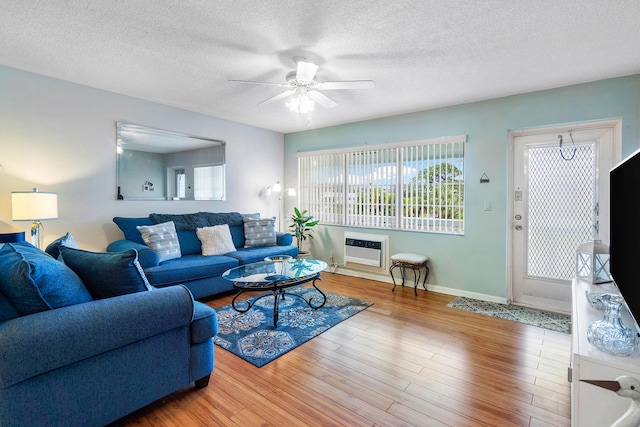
[{"left": 12, "top": 188, "right": 58, "bottom": 221}]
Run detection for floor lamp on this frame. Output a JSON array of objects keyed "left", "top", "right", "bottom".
[
  {"left": 266, "top": 181, "right": 296, "bottom": 231},
  {"left": 280, "top": 185, "right": 296, "bottom": 232},
  {"left": 11, "top": 188, "right": 58, "bottom": 249}
]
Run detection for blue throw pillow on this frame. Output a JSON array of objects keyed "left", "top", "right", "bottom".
[
  {"left": 60, "top": 246, "right": 153, "bottom": 300},
  {"left": 44, "top": 232, "right": 79, "bottom": 259},
  {"left": 113, "top": 217, "right": 154, "bottom": 244},
  {"left": 0, "top": 242, "right": 93, "bottom": 315}
]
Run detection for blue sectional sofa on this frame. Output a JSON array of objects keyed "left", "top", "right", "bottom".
[
  {"left": 107, "top": 212, "right": 298, "bottom": 299},
  {"left": 0, "top": 241, "right": 218, "bottom": 427}
]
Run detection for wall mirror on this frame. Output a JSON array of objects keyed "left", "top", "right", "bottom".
[{"left": 116, "top": 122, "right": 226, "bottom": 201}]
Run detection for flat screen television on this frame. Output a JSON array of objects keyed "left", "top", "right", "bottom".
[{"left": 610, "top": 147, "right": 640, "bottom": 326}]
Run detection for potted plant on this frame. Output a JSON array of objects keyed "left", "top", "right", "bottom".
[{"left": 289, "top": 207, "right": 319, "bottom": 256}]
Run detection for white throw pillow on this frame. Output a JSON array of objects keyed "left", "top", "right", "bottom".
[
  {"left": 196, "top": 224, "right": 237, "bottom": 256},
  {"left": 136, "top": 221, "right": 181, "bottom": 262}
]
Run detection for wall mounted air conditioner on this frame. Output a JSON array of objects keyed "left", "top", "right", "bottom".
[{"left": 344, "top": 232, "right": 388, "bottom": 270}]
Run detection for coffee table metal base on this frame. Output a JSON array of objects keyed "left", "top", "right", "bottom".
[{"left": 231, "top": 275, "right": 326, "bottom": 327}]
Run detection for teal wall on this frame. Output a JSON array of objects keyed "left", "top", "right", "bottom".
[{"left": 284, "top": 75, "right": 640, "bottom": 299}]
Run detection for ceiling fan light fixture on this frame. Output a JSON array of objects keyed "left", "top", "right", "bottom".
[
  {"left": 286, "top": 89, "right": 315, "bottom": 114},
  {"left": 230, "top": 58, "right": 374, "bottom": 112}
]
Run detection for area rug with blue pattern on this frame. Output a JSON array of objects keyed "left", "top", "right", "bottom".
[{"left": 213, "top": 285, "right": 373, "bottom": 367}]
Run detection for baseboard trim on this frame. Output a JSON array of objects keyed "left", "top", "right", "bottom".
[{"left": 331, "top": 267, "right": 508, "bottom": 305}]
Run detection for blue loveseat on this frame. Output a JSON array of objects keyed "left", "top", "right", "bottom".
[
  {"left": 107, "top": 212, "right": 298, "bottom": 299},
  {"left": 0, "top": 242, "right": 218, "bottom": 427}
]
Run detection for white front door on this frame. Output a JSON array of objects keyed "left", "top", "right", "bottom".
[{"left": 510, "top": 120, "right": 619, "bottom": 313}]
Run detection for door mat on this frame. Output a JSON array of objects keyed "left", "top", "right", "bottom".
[
  {"left": 214, "top": 285, "right": 373, "bottom": 367},
  {"left": 447, "top": 296, "right": 570, "bottom": 334}
]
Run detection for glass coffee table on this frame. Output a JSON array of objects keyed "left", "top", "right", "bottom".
[{"left": 222, "top": 257, "right": 328, "bottom": 326}]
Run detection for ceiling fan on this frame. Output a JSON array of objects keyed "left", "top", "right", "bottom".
[{"left": 229, "top": 58, "right": 375, "bottom": 112}]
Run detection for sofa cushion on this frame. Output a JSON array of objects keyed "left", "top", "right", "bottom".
[
  {"left": 196, "top": 224, "right": 236, "bottom": 256},
  {"left": 60, "top": 246, "right": 153, "bottom": 299},
  {"left": 44, "top": 232, "right": 79, "bottom": 259},
  {"left": 137, "top": 221, "right": 182, "bottom": 262},
  {"left": 243, "top": 217, "right": 277, "bottom": 247},
  {"left": 143, "top": 254, "right": 239, "bottom": 286},
  {"left": 0, "top": 242, "right": 93, "bottom": 315},
  {"left": 177, "top": 230, "right": 202, "bottom": 256},
  {"left": 113, "top": 216, "right": 154, "bottom": 244},
  {"left": 228, "top": 224, "right": 246, "bottom": 249}
]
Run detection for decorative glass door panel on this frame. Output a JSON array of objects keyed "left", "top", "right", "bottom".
[{"left": 526, "top": 143, "right": 596, "bottom": 281}]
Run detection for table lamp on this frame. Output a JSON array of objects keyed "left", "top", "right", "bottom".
[{"left": 11, "top": 188, "right": 58, "bottom": 249}]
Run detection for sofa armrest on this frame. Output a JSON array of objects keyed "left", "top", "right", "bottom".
[
  {"left": 107, "top": 239, "right": 159, "bottom": 268},
  {"left": 276, "top": 232, "right": 293, "bottom": 246},
  {"left": 0, "top": 286, "right": 194, "bottom": 389},
  {"left": 191, "top": 301, "right": 218, "bottom": 344}
]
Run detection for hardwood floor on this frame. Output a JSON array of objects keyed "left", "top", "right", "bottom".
[{"left": 120, "top": 273, "right": 571, "bottom": 427}]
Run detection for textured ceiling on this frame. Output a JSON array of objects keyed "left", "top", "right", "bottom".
[{"left": 0, "top": 1, "right": 639, "bottom": 134}]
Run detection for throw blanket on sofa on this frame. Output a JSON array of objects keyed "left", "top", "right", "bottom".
[{"left": 150, "top": 212, "right": 244, "bottom": 231}]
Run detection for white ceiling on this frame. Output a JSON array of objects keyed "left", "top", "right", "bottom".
[{"left": 1, "top": 1, "right": 639, "bottom": 134}]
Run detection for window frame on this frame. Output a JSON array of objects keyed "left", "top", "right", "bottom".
[
  {"left": 297, "top": 134, "right": 466, "bottom": 234},
  {"left": 193, "top": 164, "right": 225, "bottom": 201}
]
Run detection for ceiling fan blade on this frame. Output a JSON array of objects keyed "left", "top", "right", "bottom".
[
  {"left": 229, "top": 79, "right": 289, "bottom": 87},
  {"left": 317, "top": 80, "right": 376, "bottom": 90},
  {"left": 258, "top": 89, "right": 295, "bottom": 105},
  {"left": 307, "top": 90, "right": 337, "bottom": 109},
  {"left": 296, "top": 61, "right": 319, "bottom": 82}
]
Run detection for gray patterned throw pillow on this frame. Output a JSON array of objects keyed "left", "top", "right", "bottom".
[
  {"left": 243, "top": 217, "right": 277, "bottom": 247},
  {"left": 136, "top": 221, "right": 181, "bottom": 262}
]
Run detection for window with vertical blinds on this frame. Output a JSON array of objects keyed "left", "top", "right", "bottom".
[
  {"left": 298, "top": 135, "right": 465, "bottom": 234},
  {"left": 194, "top": 165, "right": 225, "bottom": 200}
]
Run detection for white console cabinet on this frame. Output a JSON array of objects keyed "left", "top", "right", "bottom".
[{"left": 571, "top": 278, "right": 640, "bottom": 426}]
